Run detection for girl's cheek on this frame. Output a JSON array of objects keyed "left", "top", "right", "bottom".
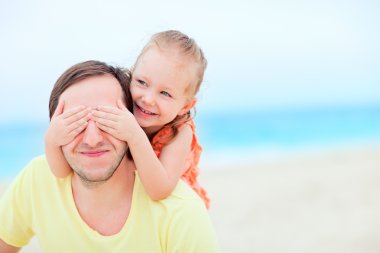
[{"left": 129, "top": 86, "right": 138, "bottom": 97}]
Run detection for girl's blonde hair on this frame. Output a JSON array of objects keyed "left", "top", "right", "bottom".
[{"left": 133, "top": 30, "right": 208, "bottom": 143}]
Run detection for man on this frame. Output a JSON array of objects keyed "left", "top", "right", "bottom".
[{"left": 0, "top": 61, "right": 219, "bottom": 252}]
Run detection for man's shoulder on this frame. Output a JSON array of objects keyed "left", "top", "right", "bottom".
[
  {"left": 135, "top": 175, "right": 206, "bottom": 211},
  {"left": 29, "top": 155, "right": 49, "bottom": 166},
  {"left": 160, "top": 180, "right": 207, "bottom": 211},
  {"left": 25, "top": 155, "right": 50, "bottom": 171},
  {"left": 17, "top": 155, "right": 53, "bottom": 182},
  {"left": 145, "top": 180, "right": 219, "bottom": 252},
  {"left": 171, "top": 180, "right": 202, "bottom": 201}
]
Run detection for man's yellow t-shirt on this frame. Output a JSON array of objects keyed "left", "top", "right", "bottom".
[{"left": 0, "top": 156, "right": 219, "bottom": 252}]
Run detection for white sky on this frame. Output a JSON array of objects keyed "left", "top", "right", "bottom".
[{"left": 0, "top": 0, "right": 379, "bottom": 123}]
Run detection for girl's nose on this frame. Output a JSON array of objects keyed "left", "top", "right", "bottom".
[{"left": 142, "top": 92, "right": 155, "bottom": 106}]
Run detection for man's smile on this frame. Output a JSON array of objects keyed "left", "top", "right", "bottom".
[{"left": 79, "top": 150, "right": 109, "bottom": 157}]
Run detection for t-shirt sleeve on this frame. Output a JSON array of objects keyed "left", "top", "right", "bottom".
[
  {"left": 166, "top": 199, "right": 220, "bottom": 253},
  {"left": 0, "top": 163, "right": 35, "bottom": 247}
]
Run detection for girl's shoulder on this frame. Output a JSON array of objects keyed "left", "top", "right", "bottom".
[
  {"left": 151, "top": 120, "right": 197, "bottom": 154},
  {"left": 164, "top": 123, "right": 193, "bottom": 148},
  {"left": 178, "top": 119, "right": 196, "bottom": 135},
  {"left": 154, "top": 119, "right": 196, "bottom": 141}
]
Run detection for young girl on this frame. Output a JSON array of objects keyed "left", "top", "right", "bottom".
[{"left": 45, "top": 30, "right": 210, "bottom": 208}]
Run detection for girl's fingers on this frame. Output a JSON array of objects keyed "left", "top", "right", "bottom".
[
  {"left": 92, "top": 117, "right": 117, "bottom": 129},
  {"left": 66, "top": 117, "right": 89, "bottom": 133},
  {"left": 51, "top": 120, "right": 87, "bottom": 146},
  {"left": 117, "top": 99, "right": 128, "bottom": 110},
  {"left": 67, "top": 120, "right": 88, "bottom": 137},
  {"left": 117, "top": 100, "right": 134, "bottom": 117},
  {"left": 96, "top": 122, "right": 116, "bottom": 136},
  {"left": 96, "top": 105, "right": 121, "bottom": 115},
  {"left": 52, "top": 100, "right": 65, "bottom": 118},
  {"left": 62, "top": 105, "right": 87, "bottom": 120},
  {"left": 64, "top": 108, "right": 92, "bottom": 125},
  {"left": 91, "top": 110, "right": 118, "bottom": 122}
]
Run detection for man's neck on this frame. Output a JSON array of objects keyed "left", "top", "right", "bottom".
[{"left": 71, "top": 158, "right": 136, "bottom": 236}]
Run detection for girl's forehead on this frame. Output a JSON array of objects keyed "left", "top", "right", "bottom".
[{"left": 134, "top": 48, "right": 197, "bottom": 92}]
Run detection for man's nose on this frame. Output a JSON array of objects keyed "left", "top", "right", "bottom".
[{"left": 82, "top": 120, "right": 104, "bottom": 147}]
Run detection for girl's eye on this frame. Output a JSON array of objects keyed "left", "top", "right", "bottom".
[
  {"left": 137, "top": 79, "right": 147, "bottom": 86},
  {"left": 161, "top": 91, "right": 172, "bottom": 97}
]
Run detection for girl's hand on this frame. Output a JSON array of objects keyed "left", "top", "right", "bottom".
[
  {"left": 92, "top": 99, "right": 141, "bottom": 142},
  {"left": 45, "top": 100, "right": 91, "bottom": 146}
]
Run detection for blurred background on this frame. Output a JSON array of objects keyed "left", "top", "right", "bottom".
[{"left": 0, "top": 0, "right": 379, "bottom": 252}]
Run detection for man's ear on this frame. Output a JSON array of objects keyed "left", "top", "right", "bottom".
[{"left": 179, "top": 98, "right": 197, "bottom": 115}]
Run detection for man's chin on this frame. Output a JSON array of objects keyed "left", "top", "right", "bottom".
[{"left": 74, "top": 167, "right": 116, "bottom": 187}]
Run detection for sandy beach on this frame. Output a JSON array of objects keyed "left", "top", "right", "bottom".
[{"left": 1, "top": 144, "right": 379, "bottom": 253}]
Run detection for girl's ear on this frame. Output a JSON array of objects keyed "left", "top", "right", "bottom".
[{"left": 179, "top": 98, "right": 197, "bottom": 116}]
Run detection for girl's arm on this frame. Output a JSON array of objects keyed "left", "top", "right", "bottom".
[
  {"left": 45, "top": 136, "right": 72, "bottom": 178},
  {"left": 128, "top": 124, "right": 192, "bottom": 199},
  {"left": 0, "top": 238, "right": 20, "bottom": 253},
  {"left": 93, "top": 100, "right": 191, "bottom": 200},
  {"left": 45, "top": 100, "right": 90, "bottom": 178}
]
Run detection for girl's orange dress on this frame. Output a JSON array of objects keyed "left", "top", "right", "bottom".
[{"left": 151, "top": 119, "right": 210, "bottom": 208}]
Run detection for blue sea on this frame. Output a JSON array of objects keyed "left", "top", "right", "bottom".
[{"left": 1, "top": 105, "right": 379, "bottom": 179}]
